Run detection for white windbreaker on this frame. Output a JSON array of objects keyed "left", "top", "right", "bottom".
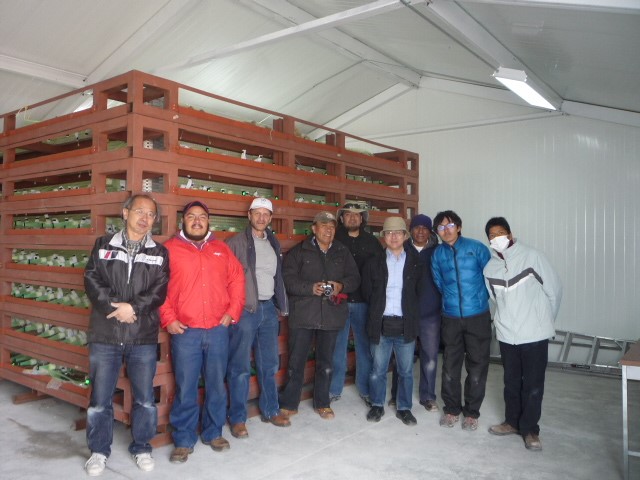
[{"left": 483, "top": 240, "right": 562, "bottom": 345}]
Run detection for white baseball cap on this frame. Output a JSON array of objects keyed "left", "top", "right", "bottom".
[{"left": 249, "top": 197, "right": 273, "bottom": 212}]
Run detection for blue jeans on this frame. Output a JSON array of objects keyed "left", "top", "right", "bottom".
[
  {"left": 369, "top": 335, "right": 415, "bottom": 410},
  {"left": 418, "top": 313, "right": 441, "bottom": 403},
  {"left": 170, "top": 326, "right": 229, "bottom": 447},
  {"left": 87, "top": 343, "right": 158, "bottom": 457},
  {"left": 228, "top": 299, "right": 281, "bottom": 423},
  {"left": 330, "top": 302, "right": 371, "bottom": 399}
]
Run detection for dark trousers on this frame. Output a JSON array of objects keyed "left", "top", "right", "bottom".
[
  {"left": 440, "top": 311, "right": 491, "bottom": 418},
  {"left": 279, "top": 327, "right": 339, "bottom": 410},
  {"left": 500, "top": 339, "right": 548, "bottom": 436}
]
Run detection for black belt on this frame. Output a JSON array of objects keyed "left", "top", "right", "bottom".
[
  {"left": 382, "top": 315, "right": 403, "bottom": 320},
  {"left": 259, "top": 298, "right": 272, "bottom": 303}
]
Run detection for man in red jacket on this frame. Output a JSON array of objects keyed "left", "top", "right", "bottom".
[{"left": 159, "top": 201, "right": 245, "bottom": 464}]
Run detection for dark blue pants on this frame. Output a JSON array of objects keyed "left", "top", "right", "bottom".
[
  {"left": 499, "top": 339, "right": 548, "bottom": 436},
  {"left": 279, "top": 327, "right": 338, "bottom": 410}
]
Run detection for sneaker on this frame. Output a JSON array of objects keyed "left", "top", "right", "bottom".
[
  {"left": 85, "top": 453, "right": 107, "bottom": 476},
  {"left": 329, "top": 394, "right": 341, "bottom": 403},
  {"left": 462, "top": 416, "right": 479, "bottom": 431},
  {"left": 439, "top": 413, "right": 459, "bottom": 428},
  {"left": 524, "top": 433, "right": 542, "bottom": 451},
  {"left": 421, "top": 400, "right": 439, "bottom": 412},
  {"left": 387, "top": 398, "right": 397, "bottom": 407},
  {"left": 133, "top": 452, "right": 155, "bottom": 472},
  {"left": 489, "top": 422, "right": 519, "bottom": 436}
]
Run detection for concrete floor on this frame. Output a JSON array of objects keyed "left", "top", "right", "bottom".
[{"left": 0, "top": 362, "right": 637, "bottom": 480}]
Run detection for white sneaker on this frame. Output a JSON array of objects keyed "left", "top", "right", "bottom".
[
  {"left": 85, "top": 453, "right": 107, "bottom": 476},
  {"left": 134, "top": 452, "right": 155, "bottom": 472}
]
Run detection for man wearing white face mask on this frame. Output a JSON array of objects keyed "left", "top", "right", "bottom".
[{"left": 483, "top": 217, "right": 562, "bottom": 452}]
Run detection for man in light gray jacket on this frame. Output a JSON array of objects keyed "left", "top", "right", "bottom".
[{"left": 483, "top": 217, "right": 562, "bottom": 452}]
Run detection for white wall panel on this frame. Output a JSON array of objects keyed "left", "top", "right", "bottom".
[{"left": 377, "top": 115, "right": 640, "bottom": 340}]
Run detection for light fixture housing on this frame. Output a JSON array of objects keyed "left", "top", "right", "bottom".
[{"left": 493, "top": 67, "right": 556, "bottom": 110}]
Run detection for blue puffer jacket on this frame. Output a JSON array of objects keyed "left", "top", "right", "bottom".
[{"left": 431, "top": 236, "right": 491, "bottom": 318}]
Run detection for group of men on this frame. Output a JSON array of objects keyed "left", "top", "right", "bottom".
[{"left": 82, "top": 194, "right": 562, "bottom": 476}]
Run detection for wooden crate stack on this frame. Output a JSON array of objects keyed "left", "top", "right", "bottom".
[{"left": 0, "top": 70, "right": 418, "bottom": 445}]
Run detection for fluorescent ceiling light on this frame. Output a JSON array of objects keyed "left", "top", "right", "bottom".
[{"left": 493, "top": 67, "right": 556, "bottom": 110}]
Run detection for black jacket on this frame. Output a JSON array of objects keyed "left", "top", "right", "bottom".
[
  {"left": 335, "top": 225, "right": 383, "bottom": 303},
  {"left": 362, "top": 245, "right": 422, "bottom": 344},
  {"left": 84, "top": 231, "right": 170, "bottom": 345},
  {"left": 404, "top": 233, "right": 442, "bottom": 317},
  {"left": 283, "top": 236, "right": 360, "bottom": 331}
]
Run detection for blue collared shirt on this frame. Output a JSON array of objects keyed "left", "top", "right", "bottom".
[{"left": 383, "top": 248, "right": 406, "bottom": 316}]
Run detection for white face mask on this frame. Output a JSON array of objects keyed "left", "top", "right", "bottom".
[{"left": 490, "top": 235, "right": 510, "bottom": 253}]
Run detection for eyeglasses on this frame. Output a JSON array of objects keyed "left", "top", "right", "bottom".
[
  {"left": 436, "top": 223, "right": 456, "bottom": 232},
  {"left": 342, "top": 203, "right": 362, "bottom": 210},
  {"left": 130, "top": 208, "right": 157, "bottom": 219},
  {"left": 384, "top": 230, "right": 405, "bottom": 237}
]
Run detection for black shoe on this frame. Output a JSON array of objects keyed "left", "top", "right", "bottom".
[
  {"left": 396, "top": 409, "right": 417, "bottom": 426},
  {"left": 360, "top": 395, "right": 372, "bottom": 408},
  {"left": 366, "top": 406, "right": 385, "bottom": 422}
]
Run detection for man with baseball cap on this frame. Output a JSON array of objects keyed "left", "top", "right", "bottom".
[
  {"left": 361, "top": 216, "right": 422, "bottom": 426},
  {"left": 279, "top": 211, "right": 360, "bottom": 420},
  {"left": 159, "top": 200, "right": 245, "bottom": 463},
  {"left": 329, "top": 202, "right": 382, "bottom": 407},
  {"left": 226, "top": 197, "right": 291, "bottom": 437}
]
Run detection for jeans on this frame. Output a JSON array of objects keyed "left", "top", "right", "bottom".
[
  {"left": 369, "top": 335, "right": 416, "bottom": 411},
  {"left": 440, "top": 311, "right": 492, "bottom": 418},
  {"left": 87, "top": 343, "right": 158, "bottom": 457},
  {"left": 228, "top": 299, "right": 281, "bottom": 423},
  {"left": 330, "top": 302, "right": 371, "bottom": 399},
  {"left": 500, "top": 339, "right": 548, "bottom": 436},
  {"left": 279, "top": 328, "right": 338, "bottom": 410},
  {"left": 170, "top": 326, "right": 229, "bottom": 447},
  {"left": 418, "top": 313, "right": 441, "bottom": 403}
]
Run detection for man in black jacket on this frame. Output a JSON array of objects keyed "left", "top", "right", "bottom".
[
  {"left": 406, "top": 214, "right": 442, "bottom": 412},
  {"left": 83, "top": 194, "right": 169, "bottom": 476},
  {"left": 362, "top": 217, "right": 422, "bottom": 426},
  {"left": 279, "top": 211, "right": 360, "bottom": 420},
  {"left": 329, "top": 202, "right": 383, "bottom": 406}
]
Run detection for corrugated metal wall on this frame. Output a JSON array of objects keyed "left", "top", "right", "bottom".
[{"left": 387, "top": 114, "right": 640, "bottom": 340}]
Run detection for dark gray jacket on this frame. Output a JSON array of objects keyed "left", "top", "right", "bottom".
[{"left": 226, "top": 226, "right": 288, "bottom": 315}]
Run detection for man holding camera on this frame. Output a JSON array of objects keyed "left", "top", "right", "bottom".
[{"left": 279, "top": 211, "right": 360, "bottom": 419}]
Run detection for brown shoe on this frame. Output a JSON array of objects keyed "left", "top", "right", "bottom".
[
  {"left": 169, "top": 447, "right": 194, "bottom": 463},
  {"left": 422, "top": 400, "right": 439, "bottom": 412},
  {"left": 524, "top": 433, "right": 542, "bottom": 451},
  {"left": 261, "top": 412, "right": 291, "bottom": 427},
  {"left": 314, "top": 407, "right": 335, "bottom": 420},
  {"left": 280, "top": 408, "right": 298, "bottom": 417},
  {"left": 210, "top": 437, "right": 230, "bottom": 452},
  {"left": 230, "top": 423, "right": 248, "bottom": 439},
  {"left": 489, "top": 422, "right": 519, "bottom": 436}
]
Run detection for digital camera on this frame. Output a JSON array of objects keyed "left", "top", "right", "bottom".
[{"left": 322, "top": 283, "right": 334, "bottom": 297}]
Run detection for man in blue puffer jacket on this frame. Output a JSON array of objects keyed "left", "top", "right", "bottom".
[{"left": 431, "top": 210, "right": 491, "bottom": 432}]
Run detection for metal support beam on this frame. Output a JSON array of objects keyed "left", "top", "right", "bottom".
[
  {"left": 0, "top": 54, "right": 85, "bottom": 89},
  {"left": 457, "top": 0, "right": 640, "bottom": 14},
  {"left": 161, "top": 0, "right": 427, "bottom": 73},
  {"left": 239, "top": 0, "right": 423, "bottom": 87}
]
